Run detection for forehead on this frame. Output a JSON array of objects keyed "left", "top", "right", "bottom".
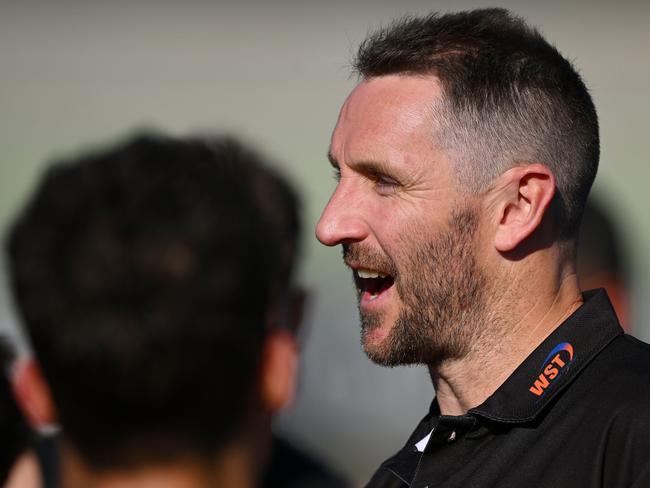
[{"left": 331, "top": 74, "right": 444, "bottom": 167}]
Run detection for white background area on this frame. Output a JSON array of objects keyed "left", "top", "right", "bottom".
[{"left": 1, "top": 1, "right": 649, "bottom": 485}]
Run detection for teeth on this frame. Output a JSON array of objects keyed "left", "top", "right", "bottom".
[
  {"left": 358, "top": 269, "right": 378, "bottom": 279},
  {"left": 357, "top": 268, "right": 388, "bottom": 279}
]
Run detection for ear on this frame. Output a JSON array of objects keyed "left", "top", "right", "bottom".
[
  {"left": 259, "top": 330, "right": 298, "bottom": 413},
  {"left": 12, "top": 358, "right": 58, "bottom": 429},
  {"left": 493, "top": 164, "right": 556, "bottom": 252}
]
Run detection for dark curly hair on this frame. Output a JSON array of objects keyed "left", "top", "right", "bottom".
[{"left": 6, "top": 133, "right": 295, "bottom": 470}]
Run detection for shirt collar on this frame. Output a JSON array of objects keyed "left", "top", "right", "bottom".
[{"left": 468, "top": 289, "right": 623, "bottom": 423}]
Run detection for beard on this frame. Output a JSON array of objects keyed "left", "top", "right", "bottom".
[{"left": 346, "top": 206, "right": 487, "bottom": 367}]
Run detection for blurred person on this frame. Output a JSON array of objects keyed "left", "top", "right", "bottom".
[
  {"left": 1, "top": 336, "right": 58, "bottom": 488},
  {"left": 0, "top": 336, "right": 38, "bottom": 488},
  {"left": 5, "top": 134, "right": 303, "bottom": 488},
  {"left": 316, "top": 8, "right": 650, "bottom": 488},
  {"left": 577, "top": 196, "right": 631, "bottom": 331}
]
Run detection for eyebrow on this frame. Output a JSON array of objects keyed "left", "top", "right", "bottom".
[
  {"left": 352, "top": 160, "right": 397, "bottom": 178},
  {"left": 327, "top": 151, "right": 397, "bottom": 178}
]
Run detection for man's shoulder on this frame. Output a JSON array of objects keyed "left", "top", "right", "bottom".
[
  {"left": 580, "top": 334, "right": 650, "bottom": 485},
  {"left": 612, "top": 332, "right": 650, "bottom": 356},
  {"left": 597, "top": 333, "right": 650, "bottom": 380},
  {"left": 582, "top": 333, "right": 650, "bottom": 412}
]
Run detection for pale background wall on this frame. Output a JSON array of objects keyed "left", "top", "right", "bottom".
[{"left": 1, "top": 1, "right": 648, "bottom": 485}]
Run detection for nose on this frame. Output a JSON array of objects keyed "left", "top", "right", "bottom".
[{"left": 316, "top": 186, "right": 368, "bottom": 247}]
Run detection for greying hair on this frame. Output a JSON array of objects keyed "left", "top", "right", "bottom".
[{"left": 354, "top": 8, "right": 599, "bottom": 238}]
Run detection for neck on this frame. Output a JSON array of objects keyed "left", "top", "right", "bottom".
[
  {"left": 60, "top": 440, "right": 257, "bottom": 488},
  {"left": 430, "top": 254, "right": 583, "bottom": 416}
]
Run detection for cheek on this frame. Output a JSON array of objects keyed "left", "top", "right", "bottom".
[
  {"left": 391, "top": 213, "right": 432, "bottom": 251},
  {"left": 362, "top": 193, "right": 397, "bottom": 223},
  {"left": 368, "top": 199, "right": 449, "bottom": 267}
]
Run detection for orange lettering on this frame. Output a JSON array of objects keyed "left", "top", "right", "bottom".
[
  {"left": 551, "top": 354, "right": 566, "bottom": 368},
  {"left": 544, "top": 364, "right": 559, "bottom": 379},
  {"left": 529, "top": 374, "right": 550, "bottom": 396}
]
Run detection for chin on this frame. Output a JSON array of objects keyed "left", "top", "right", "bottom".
[
  {"left": 362, "top": 333, "right": 386, "bottom": 357},
  {"left": 361, "top": 325, "right": 408, "bottom": 367},
  {"left": 360, "top": 315, "right": 388, "bottom": 354}
]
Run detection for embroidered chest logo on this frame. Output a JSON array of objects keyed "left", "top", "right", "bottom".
[{"left": 529, "top": 342, "right": 575, "bottom": 397}]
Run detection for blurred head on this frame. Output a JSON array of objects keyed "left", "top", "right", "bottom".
[
  {"left": 6, "top": 134, "right": 299, "bottom": 473},
  {"left": 316, "top": 8, "right": 599, "bottom": 366}
]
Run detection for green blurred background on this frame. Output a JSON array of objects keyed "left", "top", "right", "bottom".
[{"left": 1, "top": 1, "right": 648, "bottom": 485}]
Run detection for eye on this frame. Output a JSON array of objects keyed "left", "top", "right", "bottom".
[
  {"left": 371, "top": 173, "right": 400, "bottom": 194},
  {"left": 332, "top": 167, "right": 341, "bottom": 182}
]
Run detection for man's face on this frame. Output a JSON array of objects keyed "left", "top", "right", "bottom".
[{"left": 316, "top": 75, "right": 488, "bottom": 366}]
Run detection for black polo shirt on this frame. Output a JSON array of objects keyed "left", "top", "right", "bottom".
[{"left": 367, "top": 290, "right": 650, "bottom": 488}]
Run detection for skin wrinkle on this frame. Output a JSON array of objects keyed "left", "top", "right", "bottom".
[{"left": 522, "top": 272, "right": 584, "bottom": 342}]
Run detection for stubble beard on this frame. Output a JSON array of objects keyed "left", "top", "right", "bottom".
[{"left": 358, "top": 207, "right": 488, "bottom": 367}]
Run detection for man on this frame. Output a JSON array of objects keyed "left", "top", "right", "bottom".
[
  {"left": 316, "top": 8, "right": 650, "bottom": 487},
  {"left": 6, "top": 134, "right": 300, "bottom": 488}
]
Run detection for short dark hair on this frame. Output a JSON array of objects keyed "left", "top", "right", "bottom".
[
  {"left": 354, "top": 8, "right": 599, "bottom": 238},
  {"left": 6, "top": 134, "right": 287, "bottom": 470},
  {"left": 0, "top": 337, "right": 30, "bottom": 485}
]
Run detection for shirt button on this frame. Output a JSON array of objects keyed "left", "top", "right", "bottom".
[{"left": 447, "top": 431, "right": 457, "bottom": 442}]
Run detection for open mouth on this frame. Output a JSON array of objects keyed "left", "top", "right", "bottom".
[{"left": 353, "top": 267, "right": 395, "bottom": 302}]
